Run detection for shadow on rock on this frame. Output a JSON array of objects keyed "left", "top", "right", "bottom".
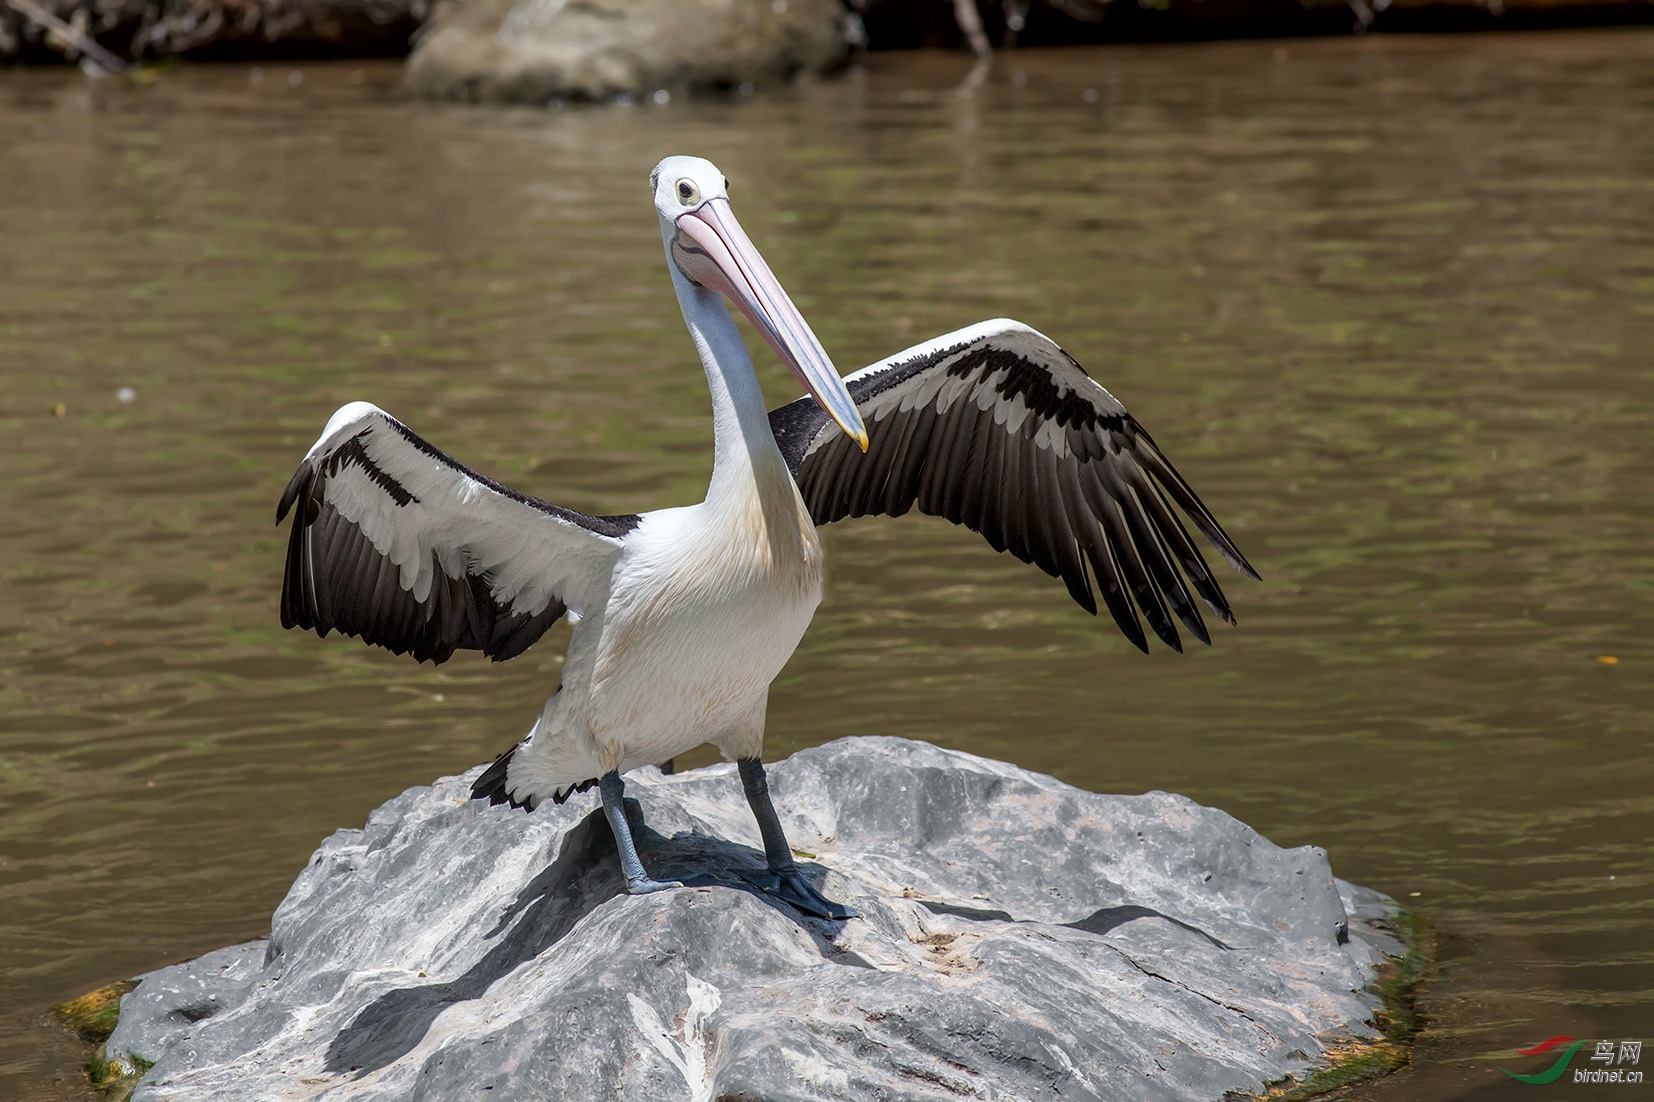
[
  {"left": 325, "top": 799, "right": 849, "bottom": 1076},
  {"left": 920, "top": 899, "right": 1231, "bottom": 950},
  {"left": 1065, "top": 903, "right": 1232, "bottom": 950}
]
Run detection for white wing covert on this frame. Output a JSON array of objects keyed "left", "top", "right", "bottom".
[
  {"left": 768, "top": 320, "right": 1260, "bottom": 653},
  {"left": 276, "top": 402, "right": 634, "bottom": 665}
]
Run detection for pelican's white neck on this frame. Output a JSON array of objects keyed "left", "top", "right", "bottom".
[{"left": 662, "top": 231, "right": 784, "bottom": 504}]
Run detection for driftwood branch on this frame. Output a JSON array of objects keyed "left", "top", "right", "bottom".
[
  {"left": 951, "top": 0, "right": 992, "bottom": 59},
  {"left": 0, "top": 0, "right": 433, "bottom": 63},
  {"left": 4, "top": 0, "right": 127, "bottom": 70}
]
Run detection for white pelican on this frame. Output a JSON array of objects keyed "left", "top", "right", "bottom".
[{"left": 275, "top": 155, "right": 1259, "bottom": 920}]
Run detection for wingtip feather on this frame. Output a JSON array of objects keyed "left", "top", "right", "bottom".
[{"left": 276, "top": 461, "right": 312, "bottom": 524}]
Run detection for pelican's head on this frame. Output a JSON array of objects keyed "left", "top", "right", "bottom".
[{"left": 651, "top": 155, "right": 868, "bottom": 451}]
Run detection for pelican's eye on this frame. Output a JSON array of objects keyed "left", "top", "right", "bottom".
[{"left": 676, "top": 179, "right": 701, "bottom": 206}]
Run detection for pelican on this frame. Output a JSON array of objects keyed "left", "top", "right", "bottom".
[{"left": 275, "top": 155, "right": 1259, "bottom": 920}]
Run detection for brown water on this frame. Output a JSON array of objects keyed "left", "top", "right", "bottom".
[{"left": 2, "top": 30, "right": 1651, "bottom": 1098}]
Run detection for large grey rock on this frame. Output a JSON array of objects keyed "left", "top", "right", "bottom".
[
  {"left": 105, "top": 737, "right": 1406, "bottom": 1100},
  {"left": 403, "top": 0, "right": 847, "bottom": 104}
]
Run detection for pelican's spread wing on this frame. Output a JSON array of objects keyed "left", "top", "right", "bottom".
[
  {"left": 276, "top": 402, "right": 634, "bottom": 665},
  {"left": 769, "top": 320, "right": 1260, "bottom": 653}
]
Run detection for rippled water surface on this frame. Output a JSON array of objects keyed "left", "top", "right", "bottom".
[{"left": 2, "top": 30, "right": 1652, "bottom": 1098}]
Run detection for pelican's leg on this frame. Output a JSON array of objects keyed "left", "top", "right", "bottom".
[
  {"left": 600, "top": 771, "right": 681, "bottom": 895},
  {"left": 737, "top": 758, "right": 857, "bottom": 920}
]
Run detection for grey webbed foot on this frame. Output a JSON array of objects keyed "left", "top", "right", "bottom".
[
  {"left": 626, "top": 875, "right": 684, "bottom": 895},
  {"left": 736, "top": 866, "right": 857, "bottom": 920},
  {"left": 735, "top": 755, "right": 858, "bottom": 920}
]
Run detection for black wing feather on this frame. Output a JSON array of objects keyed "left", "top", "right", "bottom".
[
  {"left": 277, "top": 407, "right": 636, "bottom": 666},
  {"left": 770, "top": 321, "right": 1258, "bottom": 652}
]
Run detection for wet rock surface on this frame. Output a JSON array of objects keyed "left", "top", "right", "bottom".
[
  {"left": 106, "top": 737, "right": 1406, "bottom": 1100},
  {"left": 403, "top": 0, "right": 846, "bottom": 104}
]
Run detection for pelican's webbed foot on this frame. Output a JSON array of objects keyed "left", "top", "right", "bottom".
[
  {"left": 600, "top": 771, "right": 683, "bottom": 895},
  {"left": 626, "top": 875, "right": 683, "bottom": 895},
  {"left": 735, "top": 866, "right": 858, "bottom": 921},
  {"left": 737, "top": 757, "right": 858, "bottom": 921}
]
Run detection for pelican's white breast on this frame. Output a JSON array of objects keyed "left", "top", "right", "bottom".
[{"left": 585, "top": 456, "right": 823, "bottom": 761}]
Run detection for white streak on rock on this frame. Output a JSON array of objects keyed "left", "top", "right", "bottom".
[{"left": 628, "top": 973, "right": 721, "bottom": 1102}]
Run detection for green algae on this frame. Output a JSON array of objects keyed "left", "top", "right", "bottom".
[
  {"left": 54, "top": 982, "right": 135, "bottom": 1044},
  {"left": 88, "top": 1043, "right": 153, "bottom": 1102},
  {"left": 55, "top": 981, "right": 149, "bottom": 1100},
  {"left": 1256, "top": 906, "right": 1436, "bottom": 1101}
]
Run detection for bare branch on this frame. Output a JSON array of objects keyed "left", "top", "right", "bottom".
[{"left": 3, "top": 0, "right": 127, "bottom": 71}]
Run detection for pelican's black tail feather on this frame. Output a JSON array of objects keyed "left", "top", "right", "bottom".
[
  {"left": 472, "top": 745, "right": 532, "bottom": 810},
  {"left": 551, "top": 777, "right": 599, "bottom": 804},
  {"left": 471, "top": 744, "right": 601, "bottom": 809}
]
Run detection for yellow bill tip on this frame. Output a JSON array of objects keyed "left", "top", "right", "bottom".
[{"left": 832, "top": 412, "right": 869, "bottom": 452}]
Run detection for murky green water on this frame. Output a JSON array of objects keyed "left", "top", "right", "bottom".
[{"left": 3, "top": 30, "right": 1651, "bottom": 1098}]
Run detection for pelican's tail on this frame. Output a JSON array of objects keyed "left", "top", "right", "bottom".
[
  {"left": 471, "top": 745, "right": 531, "bottom": 809},
  {"left": 471, "top": 742, "right": 602, "bottom": 808}
]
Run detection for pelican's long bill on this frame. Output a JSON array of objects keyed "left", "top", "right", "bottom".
[{"left": 672, "top": 199, "right": 869, "bottom": 451}]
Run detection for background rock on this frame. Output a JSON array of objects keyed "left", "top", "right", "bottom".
[
  {"left": 402, "top": 0, "right": 847, "bottom": 104},
  {"left": 103, "top": 737, "right": 1409, "bottom": 1101}
]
